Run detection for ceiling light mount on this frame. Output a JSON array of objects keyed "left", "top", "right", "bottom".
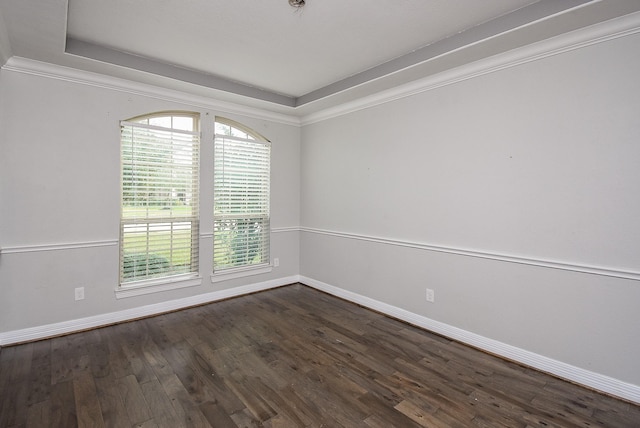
[{"left": 288, "top": 0, "right": 305, "bottom": 8}]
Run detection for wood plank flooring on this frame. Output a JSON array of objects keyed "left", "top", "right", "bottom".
[{"left": 1, "top": 283, "right": 639, "bottom": 427}]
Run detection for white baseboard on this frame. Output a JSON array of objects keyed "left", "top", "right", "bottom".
[
  {"left": 299, "top": 275, "right": 640, "bottom": 405},
  {"left": 2, "top": 273, "right": 638, "bottom": 404},
  {"left": 0, "top": 275, "right": 300, "bottom": 346}
]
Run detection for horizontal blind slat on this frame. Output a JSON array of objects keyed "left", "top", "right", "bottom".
[
  {"left": 120, "top": 116, "right": 200, "bottom": 284},
  {"left": 213, "top": 131, "right": 270, "bottom": 271}
]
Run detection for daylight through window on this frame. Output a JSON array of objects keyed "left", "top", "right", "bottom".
[
  {"left": 213, "top": 119, "right": 271, "bottom": 272},
  {"left": 120, "top": 113, "right": 200, "bottom": 285}
]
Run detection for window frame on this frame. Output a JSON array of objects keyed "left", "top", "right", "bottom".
[
  {"left": 211, "top": 117, "right": 272, "bottom": 282},
  {"left": 117, "top": 111, "right": 202, "bottom": 295}
]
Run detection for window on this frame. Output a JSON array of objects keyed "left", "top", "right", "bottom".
[
  {"left": 213, "top": 118, "right": 270, "bottom": 274},
  {"left": 120, "top": 112, "right": 200, "bottom": 286}
]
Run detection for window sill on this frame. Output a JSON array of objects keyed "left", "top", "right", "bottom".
[
  {"left": 115, "top": 275, "right": 202, "bottom": 299},
  {"left": 211, "top": 264, "right": 272, "bottom": 283}
]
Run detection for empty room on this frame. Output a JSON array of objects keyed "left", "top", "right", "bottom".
[{"left": 1, "top": 0, "right": 640, "bottom": 426}]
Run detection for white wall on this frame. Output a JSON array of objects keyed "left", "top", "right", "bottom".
[
  {"left": 0, "top": 69, "right": 300, "bottom": 333},
  {"left": 0, "top": 7, "right": 11, "bottom": 67},
  {"left": 1, "top": 13, "right": 639, "bottom": 402},
  {"left": 300, "top": 31, "right": 640, "bottom": 387}
]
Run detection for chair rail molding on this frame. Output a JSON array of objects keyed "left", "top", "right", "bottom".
[{"left": 300, "top": 227, "right": 640, "bottom": 281}]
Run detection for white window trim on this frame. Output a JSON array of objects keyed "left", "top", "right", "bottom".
[
  {"left": 115, "top": 274, "right": 203, "bottom": 299},
  {"left": 213, "top": 119, "right": 271, "bottom": 274},
  {"left": 119, "top": 112, "right": 201, "bottom": 288},
  {"left": 211, "top": 264, "right": 272, "bottom": 283}
]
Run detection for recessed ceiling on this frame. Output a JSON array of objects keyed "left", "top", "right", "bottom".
[
  {"left": 66, "top": 0, "right": 536, "bottom": 98},
  {"left": 2, "top": 0, "right": 640, "bottom": 115}
]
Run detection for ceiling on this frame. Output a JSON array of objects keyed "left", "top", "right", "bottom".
[{"left": 1, "top": 0, "right": 640, "bottom": 117}]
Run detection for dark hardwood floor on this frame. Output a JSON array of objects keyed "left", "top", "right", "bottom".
[{"left": 1, "top": 283, "right": 639, "bottom": 427}]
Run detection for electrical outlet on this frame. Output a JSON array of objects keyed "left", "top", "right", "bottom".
[
  {"left": 274, "top": 258, "right": 280, "bottom": 267},
  {"left": 75, "top": 287, "right": 85, "bottom": 301},
  {"left": 426, "top": 288, "right": 435, "bottom": 303}
]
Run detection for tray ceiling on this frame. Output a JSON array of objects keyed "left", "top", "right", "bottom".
[{"left": 1, "top": 0, "right": 640, "bottom": 115}]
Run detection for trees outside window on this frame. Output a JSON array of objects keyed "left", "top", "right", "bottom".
[
  {"left": 118, "top": 113, "right": 270, "bottom": 289},
  {"left": 213, "top": 119, "right": 270, "bottom": 272},
  {"left": 120, "top": 112, "right": 200, "bottom": 284}
]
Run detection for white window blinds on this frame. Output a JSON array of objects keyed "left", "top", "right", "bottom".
[
  {"left": 120, "top": 115, "right": 200, "bottom": 285},
  {"left": 213, "top": 133, "right": 270, "bottom": 271}
]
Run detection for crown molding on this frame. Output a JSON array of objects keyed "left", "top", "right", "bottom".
[
  {"left": 65, "top": 37, "right": 297, "bottom": 108},
  {"left": 301, "top": 10, "right": 640, "bottom": 125},
  {"left": 63, "top": 1, "right": 591, "bottom": 109},
  {"left": 2, "top": 10, "right": 639, "bottom": 127},
  {"left": 1, "top": 57, "right": 301, "bottom": 127}
]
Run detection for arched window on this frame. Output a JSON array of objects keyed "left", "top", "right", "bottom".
[
  {"left": 120, "top": 112, "right": 200, "bottom": 285},
  {"left": 213, "top": 117, "right": 270, "bottom": 273}
]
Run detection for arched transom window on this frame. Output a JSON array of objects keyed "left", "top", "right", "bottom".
[
  {"left": 213, "top": 117, "right": 271, "bottom": 273},
  {"left": 119, "top": 112, "right": 200, "bottom": 285}
]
